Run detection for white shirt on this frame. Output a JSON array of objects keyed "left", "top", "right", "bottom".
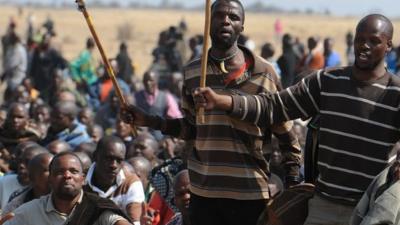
[{"left": 86, "top": 163, "right": 145, "bottom": 214}]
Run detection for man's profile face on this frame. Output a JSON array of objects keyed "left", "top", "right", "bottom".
[
  {"left": 210, "top": 1, "right": 244, "bottom": 49},
  {"left": 354, "top": 18, "right": 392, "bottom": 71},
  {"left": 49, "top": 155, "right": 84, "bottom": 200}
]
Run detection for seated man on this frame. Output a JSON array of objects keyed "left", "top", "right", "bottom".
[
  {"left": 166, "top": 170, "right": 190, "bottom": 225},
  {"left": 0, "top": 103, "right": 42, "bottom": 151},
  {"left": 2, "top": 152, "right": 53, "bottom": 215},
  {"left": 84, "top": 136, "right": 145, "bottom": 224},
  {"left": 126, "top": 156, "right": 153, "bottom": 202},
  {"left": 47, "top": 140, "right": 72, "bottom": 155},
  {"left": 127, "top": 133, "right": 160, "bottom": 168},
  {"left": 42, "top": 101, "right": 91, "bottom": 148},
  {"left": 0, "top": 145, "right": 47, "bottom": 209},
  {"left": 351, "top": 158, "right": 400, "bottom": 225},
  {"left": 4, "top": 152, "right": 133, "bottom": 225}
]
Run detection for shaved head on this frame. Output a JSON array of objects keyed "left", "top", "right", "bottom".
[
  {"left": 28, "top": 152, "right": 53, "bottom": 178},
  {"left": 128, "top": 156, "right": 152, "bottom": 177},
  {"left": 47, "top": 140, "right": 72, "bottom": 155},
  {"left": 54, "top": 101, "right": 78, "bottom": 119},
  {"left": 357, "top": 14, "right": 393, "bottom": 40},
  {"left": 74, "top": 151, "right": 92, "bottom": 173}
]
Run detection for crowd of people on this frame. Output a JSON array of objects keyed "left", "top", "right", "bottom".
[{"left": 0, "top": 0, "right": 399, "bottom": 225}]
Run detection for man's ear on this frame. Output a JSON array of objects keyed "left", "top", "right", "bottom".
[
  {"left": 82, "top": 171, "right": 87, "bottom": 182},
  {"left": 387, "top": 39, "right": 393, "bottom": 53}
]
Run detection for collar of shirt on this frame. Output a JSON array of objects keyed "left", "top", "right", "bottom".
[
  {"left": 45, "top": 190, "right": 83, "bottom": 215},
  {"left": 144, "top": 89, "right": 159, "bottom": 105},
  {"left": 85, "top": 163, "right": 126, "bottom": 198},
  {"left": 56, "top": 120, "right": 80, "bottom": 136}
]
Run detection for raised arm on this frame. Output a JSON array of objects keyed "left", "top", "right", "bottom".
[{"left": 195, "top": 70, "right": 323, "bottom": 127}]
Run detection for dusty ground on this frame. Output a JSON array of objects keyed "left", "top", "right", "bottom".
[{"left": 0, "top": 6, "right": 399, "bottom": 75}]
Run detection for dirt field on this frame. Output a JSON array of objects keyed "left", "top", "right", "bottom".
[{"left": 1, "top": 6, "right": 399, "bottom": 75}]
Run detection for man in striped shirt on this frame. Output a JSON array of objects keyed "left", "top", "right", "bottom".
[
  {"left": 194, "top": 14, "right": 398, "bottom": 225},
  {"left": 121, "top": 1, "right": 301, "bottom": 224}
]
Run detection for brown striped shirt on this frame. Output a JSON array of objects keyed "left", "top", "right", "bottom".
[
  {"left": 160, "top": 46, "right": 301, "bottom": 200},
  {"left": 231, "top": 67, "right": 400, "bottom": 204}
]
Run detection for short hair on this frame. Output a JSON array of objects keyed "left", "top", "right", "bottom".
[
  {"left": 28, "top": 152, "right": 53, "bottom": 176},
  {"left": 86, "top": 37, "right": 95, "bottom": 49},
  {"left": 74, "top": 142, "right": 97, "bottom": 159},
  {"left": 120, "top": 42, "right": 127, "bottom": 51},
  {"left": 54, "top": 101, "right": 78, "bottom": 119},
  {"left": 95, "top": 136, "right": 126, "bottom": 156},
  {"left": 357, "top": 14, "right": 393, "bottom": 40},
  {"left": 261, "top": 43, "right": 275, "bottom": 58},
  {"left": 211, "top": 0, "right": 245, "bottom": 23},
  {"left": 127, "top": 156, "right": 152, "bottom": 176},
  {"left": 49, "top": 152, "right": 83, "bottom": 175},
  {"left": 23, "top": 145, "right": 48, "bottom": 156},
  {"left": 173, "top": 169, "right": 189, "bottom": 190},
  {"left": 8, "top": 102, "right": 29, "bottom": 117},
  {"left": 74, "top": 151, "right": 92, "bottom": 173}
]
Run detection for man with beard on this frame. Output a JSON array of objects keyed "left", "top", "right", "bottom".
[
  {"left": 84, "top": 136, "right": 145, "bottom": 225},
  {"left": 193, "top": 14, "right": 398, "bottom": 225},
  {"left": 4, "top": 152, "right": 133, "bottom": 225},
  {"left": 121, "top": 1, "right": 302, "bottom": 224}
]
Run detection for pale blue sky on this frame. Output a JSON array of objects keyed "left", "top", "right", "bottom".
[{"left": 5, "top": 0, "right": 400, "bottom": 17}]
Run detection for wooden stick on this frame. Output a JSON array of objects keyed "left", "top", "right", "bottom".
[
  {"left": 198, "top": 0, "right": 212, "bottom": 124},
  {"left": 76, "top": 0, "right": 138, "bottom": 136}
]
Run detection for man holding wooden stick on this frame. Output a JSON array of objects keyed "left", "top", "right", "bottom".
[{"left": 121, "top": 1, "right": 301, "bottom": 224}]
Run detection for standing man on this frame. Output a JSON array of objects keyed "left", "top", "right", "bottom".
[
  {"left": 134, "top": 71, "right": 182, "bottom": 141},
  {"left": 121, "top": 1, "right": 302, "bottom": 225},
  {"left": 29, "top": 33, "right": 67, "bottom": 101},
  {"left": 2, "top": 31, "right": 27, "bottom": 100},
  {"left": 277, "top": 34, "right": 299, "bottom": 88},
  {"left": 194, "top": 14, "right": 398, "bottom": 225},
  {"left": 323, "top": 37, "right": 341, "bottom": 68},
  {"left": 70, "top": 38, "right": 98, "bottom": 87},
  {"left": 297, "top": 36, "right": 324, "bottom": 72}
]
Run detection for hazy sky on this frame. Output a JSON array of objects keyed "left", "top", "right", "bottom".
[
  {"left": 158, "top": 0, "right": 399, "bottom": 17},
  {"left": 7, "top": 0, "right": 400, "bottom": 17}
]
